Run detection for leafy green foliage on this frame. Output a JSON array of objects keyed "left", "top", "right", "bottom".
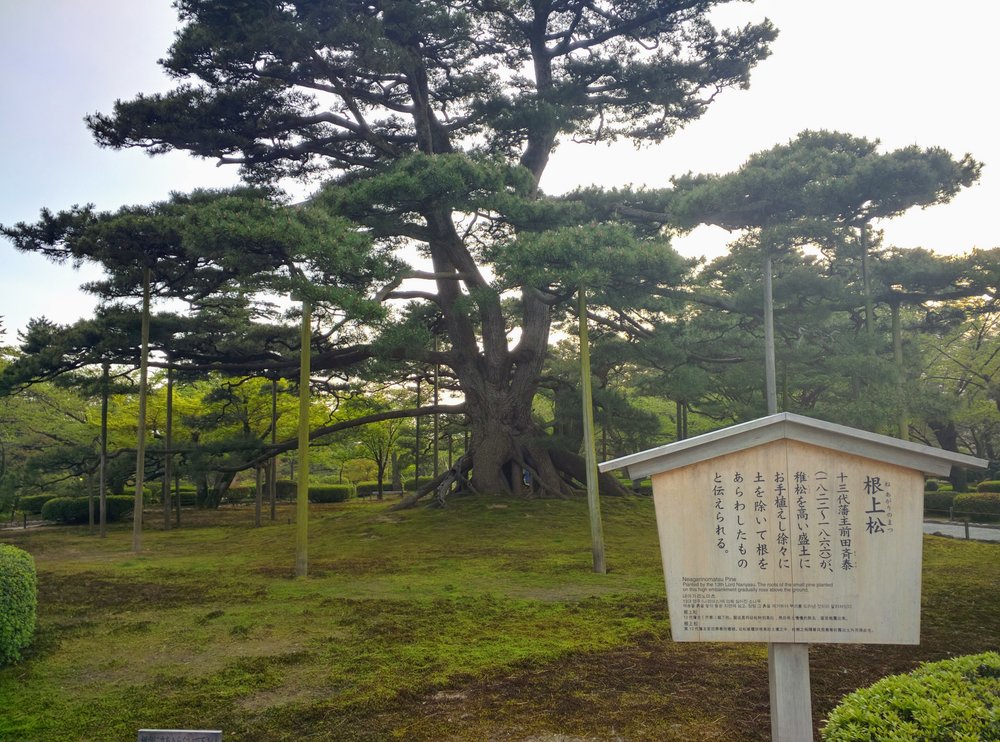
[
  {"left": 15, "top": 494, "right": 57, "bottom": 515},
  {"left": 976, "top": 480, "right": 1000, "bottom": 492},
  {"left": 354, "top": 481, "right": 383, "bottom": 497},
  {"left": 923, "top": 491, "right": 956, "bottom": 515},
  {"left": 403, "top": 477, "right": 433, "bottom": 492},
  {"left": 0, "top": 544, "right": 36, "bottom": 665},
  {"left": 40, "top": 496, "right": 133, "bottom": 525},
  {"left": 953, "top": 492, "right": 1000, "bottom": 522},
  {"left": 821, "top": 652, "right": 1000, "bottom": 741}
]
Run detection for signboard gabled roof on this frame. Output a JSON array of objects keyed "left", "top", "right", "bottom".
[{"left": 599, "top": 412, "right": 988, "bottom": 479}]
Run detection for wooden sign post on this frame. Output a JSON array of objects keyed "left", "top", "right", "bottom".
[{"left": 600, "top": 413, "right": 986, "bottom": 741}]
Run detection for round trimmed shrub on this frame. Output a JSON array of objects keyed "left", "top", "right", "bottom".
[
  {"left": 224, "top": 485, "right": 254, "bottom": 503},
  {"left": 16, "top": 494, "right": 57, "bottom": 515},
  {"left": 953, "top": 492, "right": 1000, "bottom": 522},
  {"left": 976, "top": 479, "right": 1000, "bottom": 493},
  {"left": 309, "top": 484, "right": 354, "bottom": 503},
  {"left": 821, "top": 652, "right": 1000, "bottom": 741},
  {"left": 41, "top": 496, "right": 134, "bottom": 524},
  {"left": 0, "top": 544, "right": 37, "bottom": 665}
]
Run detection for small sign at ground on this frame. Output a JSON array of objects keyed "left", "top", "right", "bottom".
[{"left": 138, "top": 731, "right": 222, "bottom": 742}]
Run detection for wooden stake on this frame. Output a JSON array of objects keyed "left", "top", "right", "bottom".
[
  {"left": 763, "top": 257, "right": 813, "bottom": 740},
  {"left": 132, "top": 267, "right": 151, "bottom": 553},
  {"left": 769, "top": 644, "right": 813, "bottom": 741},
  {"left": 578, "top": 288, "right": 607, "bottom": 574},
  {"left": 295, "top": 301, "right": 311, "bottom": 578}
]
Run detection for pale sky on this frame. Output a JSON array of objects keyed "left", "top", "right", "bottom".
[{"left": 2, "top": 1, "right": 998, "bottom": 340}]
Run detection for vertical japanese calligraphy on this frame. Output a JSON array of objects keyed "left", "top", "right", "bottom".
[{"left": 654, "top": 438, "right": 923, "bottom": 645}]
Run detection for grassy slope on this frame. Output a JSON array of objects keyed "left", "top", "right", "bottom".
[{"left": 0, "top": 496, "right": 997, "bottom": 741}]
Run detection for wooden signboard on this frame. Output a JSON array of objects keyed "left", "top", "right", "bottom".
[
  {"left": 653, "top": 437, "right": 922, "bottom": 644},
  {"left": 601, "top": 412, "right": 987, "bottom": 742}
]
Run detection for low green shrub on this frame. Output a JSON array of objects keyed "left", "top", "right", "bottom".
[
  {"left": 40, "top": 496, "right": 134, "bottom": 524},
  {"left": 275, "top": 479, "right": 298, "bottom": 499},
  {"left": 174, "top": 487, "right": 198, "bottom": 507},
  {"left": 0, "top": 544, "right": 37, "bottom": 665},
  {"left": 356, "top": 481, "right": 384, "bottom": 497},
  {"left": 821, "top": 651, "right": 1000, "bottom": 741},
  {"left": 224, "top": 485, "right": 255, "bottom": 503},
  {"left": 953, "top": 492, "right": 1000, "bottom": 522},
  {"left": 924, "top": 479, "right": 940, "bottom": 492},
  {"left": 923, "top": 490, "right": 956, "bottom": 515},
  {"left": 631, "top": 480, "right": 653, "bottom": 496},
  {"left": 976, "top": 479, "right": 1000, "bottom": 493},
  {"left": 309, "top": 484, "right": 354, "bottom": 503},
  {"left": 403, "top": 478, "right": 432, "bottom": 492},
  {"left": 16, "top": 494, "right": 57, "bottom": 515}
]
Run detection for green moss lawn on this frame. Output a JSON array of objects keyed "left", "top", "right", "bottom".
[{"left": 1, "top": 496, "right": 997, "bottom": 741}]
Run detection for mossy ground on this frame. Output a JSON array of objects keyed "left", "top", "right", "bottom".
[{"left": 1, "top": 496, "right": 997, "bottom": 741}]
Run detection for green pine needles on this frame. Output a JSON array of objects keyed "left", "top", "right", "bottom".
[{"left": 0, "top": 544, "right": 37, "bottom": 665}]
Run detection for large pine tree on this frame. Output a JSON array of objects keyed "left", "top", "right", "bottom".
[{"left": 86, "top": 0, "right": 776, "bottom": 495}]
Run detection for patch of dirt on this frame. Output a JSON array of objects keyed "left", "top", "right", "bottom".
[
  {"left": 391, "top": 621, "right": 1000, "bottom": 742},
  {"left": 38, "top": 571, "right": 211, "bottom": 612},
  {"left": 255, "top": 556, "right": 404, "bottom": 579}
]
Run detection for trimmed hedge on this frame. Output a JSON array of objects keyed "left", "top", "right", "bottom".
[
  {"left": 632, "top": 480, "right": 653, "bottom": 496},
  {"left": 40, "top": 496, "right": 134, "bottom": 525},
  {"left": 172, "top": 487, "right": 198, "bottom": 507},
  {"left": 17, "top": 494, "right": 57, "bottom": 515},
  {"left": 356, "top": 481, "right": 384, "bottom": 497},
  {"left": 821, "top": 651, "right": 1000, "bottom": 741},
  {"left": 275, "top": 479, "right": 298, "bottom": 499},
  {"left": 0, "top": 544, "right": 37, "bottom": 665},
  {"left": 923, "top": 491, "right": 956, "bottom": 515},
  {"left": 953, "top": 492, "right": 1000, "bottom": 522},
  {"left": 224, "top": 485, "right": 255, "bottom": 503},
  {"left": 309, "top": 484, "right": 354, "bottom": 503},
  {"left": 403, "top": 478, "right": 432, "bottom": 492},
  {"left": 976, "top": 480, "right": 1000, "bottom": 493}
]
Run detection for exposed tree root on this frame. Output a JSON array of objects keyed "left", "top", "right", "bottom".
[{"left": 388, "top": 442, "right": 629, "bottom": 512}]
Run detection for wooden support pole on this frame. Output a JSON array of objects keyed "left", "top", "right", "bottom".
[
  {"left": 578, "top": 288, "right": 607, "bottom": 575},
  {"left": 769, "top": 643, "right": 813, "bottom": 741},
  {"left": 162, "top": 364, "right": 173, "bottom": 530},
  {"left": 892, "top": 301, "right": 907, "bottom": 440},
  {"left": 99, "top": 361, "right": 109, "bottom": 538},
  {"left": 860, "top": 222, "right": 874, "bottom": 337},
  {"left": 132, "top": 267, "right": 151, "bottom": 553},
  {"left": 295, "top": 301, "right": 311, "bottom": 578},
  {"left": 270, "top": 377, "right": 278, "bottom": 521},
  {"left": 763, "top": 255, "right": 778, "bottom": 417},
  {"left": 763, "top": 256, "right": 813, "bottom": 739}
]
